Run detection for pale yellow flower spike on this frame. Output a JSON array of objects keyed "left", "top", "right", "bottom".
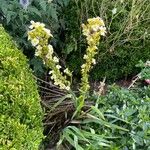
[
  {"left": 28, "top": 21, "right": 71, "bottom": 91},
  {"left": 80, "top": 17, "right": 106, "bottom": 94}
]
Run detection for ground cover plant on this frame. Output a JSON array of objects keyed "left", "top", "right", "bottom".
[{"left": 0, "top": 25, "right": 43, "bottom": 149}]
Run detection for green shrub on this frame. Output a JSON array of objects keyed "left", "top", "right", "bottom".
[
  {"left": 0, "top": 25, "right": 43, "bottom": 149},
  {"left": 62, "top": 0, "right": 150, "bottom": 81},
  {"left": 96, "top": 85, "right": 150, "bottom": 149}
]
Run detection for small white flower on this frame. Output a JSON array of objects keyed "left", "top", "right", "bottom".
[
  {"left": 29, "top": 21, "right": 45, "bottom": 29},
  {"left": 31, "top": 38, "right": 39, "bottom": 46},
  {"left": 35, "top": 22, "right": 41, "bottom": 27},
  {"left": 64, "top": 68, "right": 69, "bottom": 73},
  {"left": 29, "top": 24, "right": 34, "bottom": 29},
  {"left": 28, "top": 35, "right": 31, "bottom": 40},
  {"left": 54, "top": 81, "right": 59, "bottom": 86},
  {"left": 53, "top": 56, "right": 59, "bottom": 63},
  {"left": 30, "top": 20, "right": 34, "bottom": 24},
  {"left": 92, "top": 25, "right": 100, "bottom": 32},
  {"left": 39, "top": 23, "right": 45, "bottom": 28},
  {"left": 83, "top": 55, "right": 88, "bottom": 59},
  {"left": 56, "top": 65, "right": 61, "bottom": 69},
  {"left": 35, "top": 50, "right": 41, "bottom": 56},
  {"left": 36, "top": 45, "right": 42, "bottom": 50},
  {"left": 112, "top": 8, "right": 117, "bottom": 15},
  {"left": 49, "top": 70, "right": 53, "bottom": 74},
  {"left": 44, "top": 28, "right": 53, "bottom": 37},
  {"left": 29, "top": 21, "right": 36, "bottom": 29},
  {"left": 81, "top": 64, "right": 85, "bottom": 69},
  {"left": 65, "top": 86, "right": 70, "bottom": 91},
  {"left": 64, "top": 68, "right": 71, "bottom": 76},
  {"left": 48, "top": 44, "right": 54, "bottom": 53},
  {"left": 46, "top": 53, "right": 51, "bottom": 59},
  {"left": 99, "top": 26, "right": 106, "bottom": 36},
  {"left": 51, "top": 74, "right": 56, "bottom": 80},
  {"left": 92, "top": 58, "right": 96, "bottom": 65}
]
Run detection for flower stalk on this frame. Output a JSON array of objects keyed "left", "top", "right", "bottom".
[
  {"left": 27, "top": 18, "right": 106, "bottom": 118},
  {"left": 28, "top": 21, "right": 71, "bottom": 91},
  {"left": 80, "top": 17, "right": 106, "bottom": 95}
]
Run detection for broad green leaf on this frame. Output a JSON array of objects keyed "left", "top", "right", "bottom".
[
  {"left": 82, "top": 113, "right": 129, "bottom": 131},
  {"left": 91, "top": 106, "right": 105, "bottom": 120},
  {"left": 39, "top": 1, "right": 47, "bottom": 11},
  {"left": 49, "top": 4, "right": 58, "bottom": 21},
  {"left": 67, "top": 126, "right": 89, "bottom": 142},
  {"left": 28, "top": 7, "right": 41, "bottom": 17}
]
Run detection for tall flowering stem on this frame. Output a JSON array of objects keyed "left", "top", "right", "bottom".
[
  {"left": 80, "top": 17, "right": 106, "bottom": 95},
  {"left": 28, "top": 21, "right": 71, "bottom": 91}
]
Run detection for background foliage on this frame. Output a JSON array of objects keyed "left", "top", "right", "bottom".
[
  {"left": 0, "top": 0, "right": 149, "bottom": 81},
  {"left": 0, "top": 25, "right": 43, "bottom": 149},
  {"left": 0, "top": 0, "right": 70, "bottom": 76},
  {"left": 62, "top": 0, "right": 150, "bottom": 81}
]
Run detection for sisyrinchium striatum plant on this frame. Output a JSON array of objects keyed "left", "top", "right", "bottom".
[
  {"left": 27, "top": 16, "right": 150, "bottom": 149},
  {"left": 27, "top": 18, "right": 135, "bottom": 149},
  {"left": 27, "top": 17, "right": 106, "bottom": 108},
  {"left": 0, "top": 0, "right": 71, "bottom": 76}
]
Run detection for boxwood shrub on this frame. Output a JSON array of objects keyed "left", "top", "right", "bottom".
[{"left": 0, "top": 25, "right": 43, "bottom": 149}]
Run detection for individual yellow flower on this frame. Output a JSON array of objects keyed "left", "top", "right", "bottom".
[
  {"left": 35, "top": 50, "right": 42, "bottom": 56},
  {"left": 44, "top": 28, "right": 53, "bottom": 37},
  {"left": 99, "top": 26, "right": 107, "bottom": 36},
  {"left": 37, "top": 45, "right": 42, "bottom": 50},
  {"left": 64, "top": 68, "right": 72, "bottom": 77},
  {"left": 53, "top": 56, "right": 59, "bottom": 63},
  {"left": 29, "top": 20, "right": 45, "bottom": 29},
  {"left": 31, "top": 38, "right": 39, "bottom": 46},
  {"left": 56, "top": 65, "right": 61, "bottom": 69},
  {"left": 92, "top": 58, "right": 96, "bottom": 65}
]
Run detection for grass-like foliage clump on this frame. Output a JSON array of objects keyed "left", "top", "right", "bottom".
[{"left": 0, "top": 25, "right": 43, "bottom": 149}]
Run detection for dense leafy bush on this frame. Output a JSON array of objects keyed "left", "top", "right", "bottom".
[
  {"left": 0, "top": 25, "right": 43, "bottom": 149},
  {"left": 95, "top": 85, "right": 150, "bottom": 149},
  {"left": 62, "top": 0, "right": 150, "bottom": 80}
]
